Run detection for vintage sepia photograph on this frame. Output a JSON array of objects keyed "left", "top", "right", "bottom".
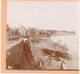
[{"left": 6, "top": 0, "right": 79, "bottom": 70}]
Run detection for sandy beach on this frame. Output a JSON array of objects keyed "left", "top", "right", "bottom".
[{"left": 30, "top": 35, "right": 79, "bottom": 69}]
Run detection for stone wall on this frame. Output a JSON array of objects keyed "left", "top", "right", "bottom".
[{"left": 6, "top": 40, "right": 23, "bottom": 69}]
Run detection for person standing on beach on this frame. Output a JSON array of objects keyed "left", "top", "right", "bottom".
[{"left": 60, "top": 60, "right": 67, "bottom": 69}]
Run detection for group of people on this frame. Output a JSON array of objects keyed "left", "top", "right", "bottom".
[{"left": 35, "top": 57, "right": 67, "bottom": 69}]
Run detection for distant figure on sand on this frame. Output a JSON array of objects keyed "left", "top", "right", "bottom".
[{"left": 60, "top": 60, "right": 67, "bottom": 69}]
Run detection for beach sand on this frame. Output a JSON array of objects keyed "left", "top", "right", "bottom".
[{"left": 30, "top": 35, "right": 79, "bottom": 69}]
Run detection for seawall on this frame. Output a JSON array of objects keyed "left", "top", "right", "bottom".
[
  {"left": 6, "top": 40, "right": 24, "bottom": 68},
  {"left": 6, "top": 39, "right": 39, "bottom": 69}
]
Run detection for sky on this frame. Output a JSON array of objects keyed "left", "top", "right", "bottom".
[{"left": 7, "top": 1, "right": 79, "bottom": 34}]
